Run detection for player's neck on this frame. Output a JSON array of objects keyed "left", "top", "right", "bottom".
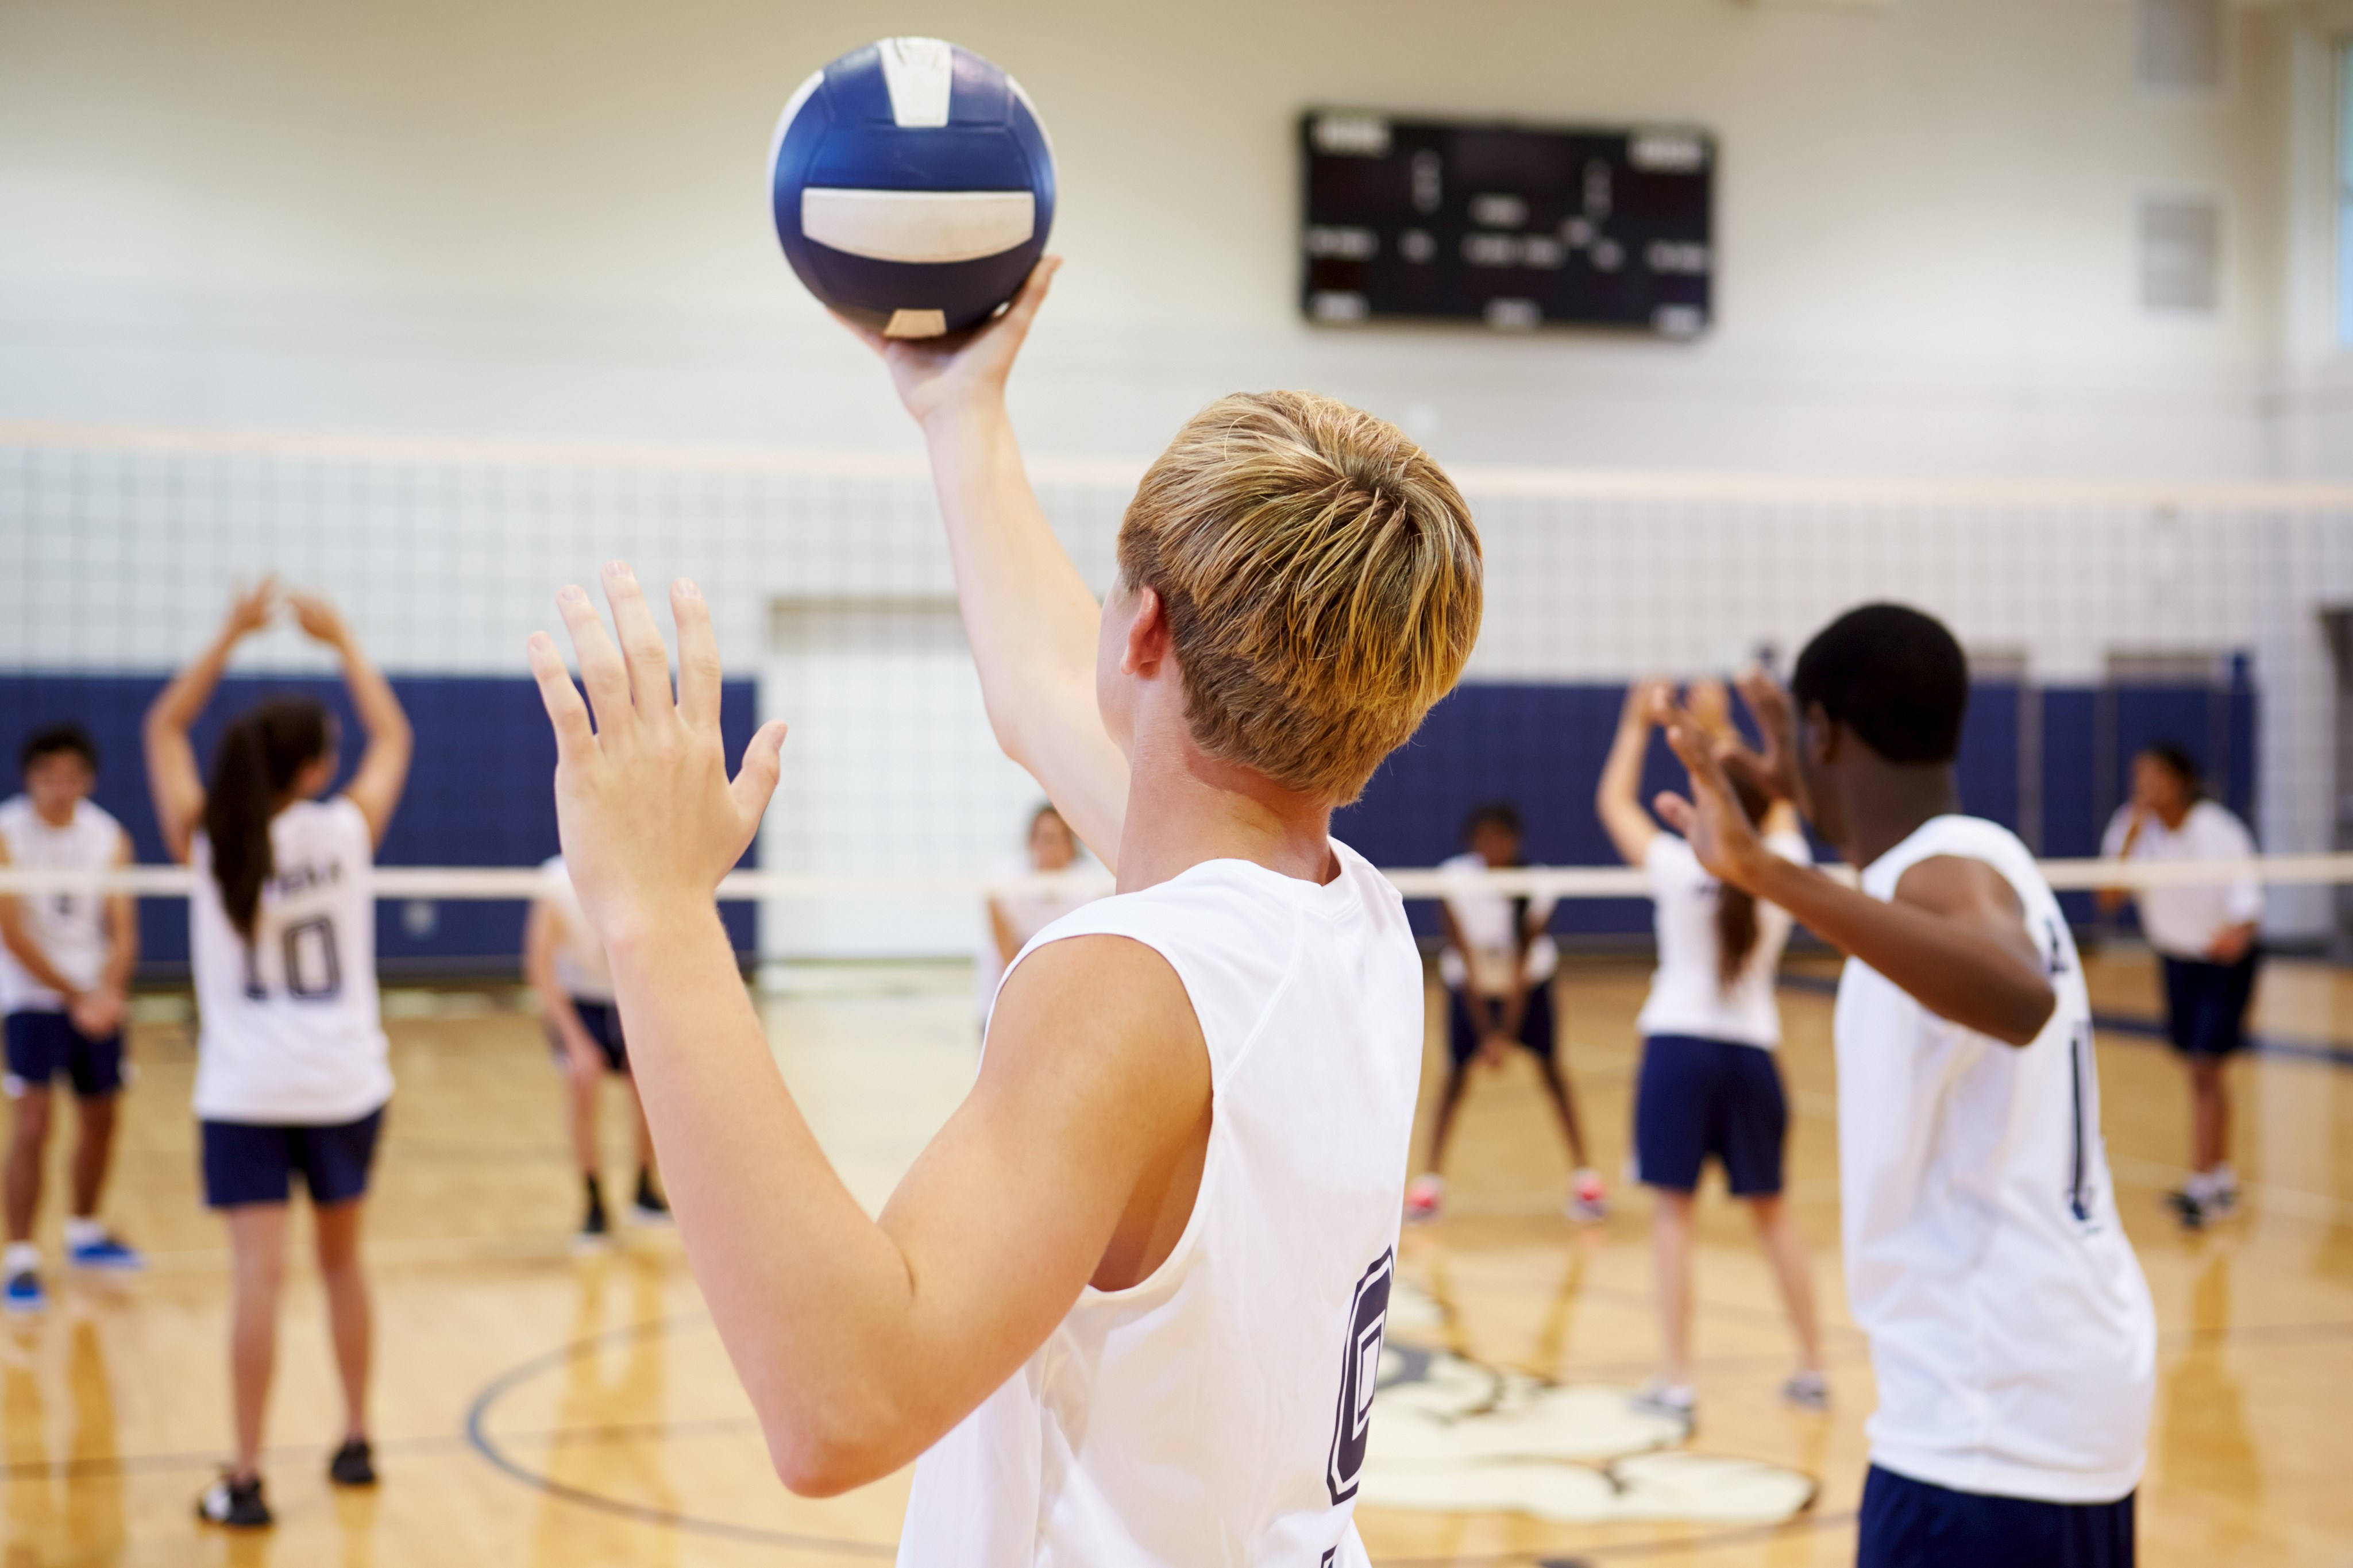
[
  {"left": 33, "top": 798, "right": 76, "bottom": 828},
  {"left": 1113, "top": 727, "right": 1335, "bottom": 894},
  {"left": 1835, "top": 761, "right": 1962, "bottom": 870}
]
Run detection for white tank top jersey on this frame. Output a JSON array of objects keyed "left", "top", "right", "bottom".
[
  {"left": 2099, "top": 800, "right": 2263, "bottom": 960},
  {"left": 1434, "top": 850, "right": 1558, "bottom": 995},
  {"left": 537, "top": 855, "right": 615, "bottom": 1003},
  {"left": 0, "top": 795, "right": 125, "bottom": 1013},
  {"left": 190, "top": 797, "right": 392, "bottom": 1126},
  {"left": 1838, "top": 815, "right": 2155, "bottom": 1504},
  {"left": 1634, "top": 829, "right": 1810, "bottom": 1049},
  {"left": 897, "top": 839, "right": 1422, "bottom": 1568}
]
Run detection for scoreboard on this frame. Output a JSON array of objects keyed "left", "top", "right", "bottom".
[{"left": 1299, "top": 110, "right": 1714, "bottom": 337}]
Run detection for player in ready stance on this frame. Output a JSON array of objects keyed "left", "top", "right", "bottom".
[
  {"left": 1653, "top": 605, "right": 2153, "bottom": 1567},
  {"left": 523, "top": 259, "right": 1483, "bottom": 1564}
]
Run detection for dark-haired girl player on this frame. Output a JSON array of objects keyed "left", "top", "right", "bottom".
[
  {"left": 144, "top": 580, "right": 411, "bottom": 1529},
  {"left": 1596, "top": 677, "right": 1824, "bottom": 1423},
  {"left": 2097, "top": 743, "right": 2261, "bottom": 1229}
]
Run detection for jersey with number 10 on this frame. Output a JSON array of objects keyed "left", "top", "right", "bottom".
[
  {"left": 896, "top": 839, "right": 1422, "bottom": 1567},
  {"left": 1838, "top": 814, "right": 2154, "bottom": 1504},
  {"left": 191, "top": 796, "right": 391, "bottom": 1125}
]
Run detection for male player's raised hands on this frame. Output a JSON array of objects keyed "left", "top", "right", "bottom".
[
  {"left": 1649, "top": 689, "right": 1775, "bottom": 895},
  {"left": 526, "top": 563, "right": 788, "bottom": 949},
  {"left": 839, "top": 256, "right": 1062, "bottom": 430}
]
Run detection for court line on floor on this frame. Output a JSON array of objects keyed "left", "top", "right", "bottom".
[{"left": 461, "top": 1310, "right": 899, "bottom": 1558}]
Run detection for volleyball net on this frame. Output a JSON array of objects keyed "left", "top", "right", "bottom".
[{"left": 5, "top": 419, "right": 2352, "bottom": 972}]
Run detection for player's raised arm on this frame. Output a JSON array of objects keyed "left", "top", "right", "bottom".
[
  {"left": 526, "top": 566, "right": 1202, "bottom": 1494},
  {"left": 142, "top": 580, "right": 279, "bottom": 864},
  {"left": 287, "top": 592, "right": 412, "bottom": 848},
  {"left": 838, "top": 260, "right": 1128, "bottom": 867},
  {"left": 1595, "top": 677, "right": 1669, "bottom": 866},
  {"left": 1653, "top": 699, "right": 2055, "bottom": 1046}
]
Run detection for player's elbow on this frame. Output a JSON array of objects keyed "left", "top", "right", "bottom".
[
  {"left": 760, "top": 1393, "right": 909, "bottom": 1498},
  {"left": 1988, "top": 978, "right": 2058, "bottom": 1048}
]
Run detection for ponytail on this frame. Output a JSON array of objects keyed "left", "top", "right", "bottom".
[
  {"left": 203, "top": 699, "right": 329, "bottom": 941},
  {"left": 1714, "top": 773, "right": 1773, "bottom": 992}
]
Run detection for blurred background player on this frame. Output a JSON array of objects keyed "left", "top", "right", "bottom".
[
  {"left": 1658, "top": 605, "right": 2152, "bottom": 1568},
  {"left": 2097, "top": 743, "right": 2262, "bottom": 1231},
  {"left": 974, "top": 804, "right": 1098, "bottom": 1029},
  {"left": 1, "top": 723, "right": 142, "bottom": 1311},
  {"left": 525, "top": 854, "right": 669, "bottom": 1244},
  {"left": 1594, "top": 677, "right": 1824, "bottom": 1423},
  {"left": 1406, "top": 800, "right": 1604, "bottom": 1223},
  {"left": 144, "top": 581, "right": 412, "bottom": 1530}
]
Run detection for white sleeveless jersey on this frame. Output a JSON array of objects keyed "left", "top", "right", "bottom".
[
  {"left": 1838, "top": 816, "right": 2154, "bottom": 1504},
  {"left": 190, "top": 797, "right": 392, "bottom": 1125},
  {"left": 897, "top": 839, "right": 1422, "bottom": 1567},
  {"left": 0, "top": 795, "right": 125, "bottom": 1013}
]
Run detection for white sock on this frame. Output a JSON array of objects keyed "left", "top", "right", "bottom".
[
  {"left": 2186, "top": 1169, "right": 2223, "bottom": 1202},
  {"left": 64, "top": 1216, "right": 106, "bottom": 1249},
  {"left": 2212, "top": 1163, "right": 2238, "bottom": 1194},
  {"left": 3, "top": 1241, "right": 37, "bottom": 1273}
]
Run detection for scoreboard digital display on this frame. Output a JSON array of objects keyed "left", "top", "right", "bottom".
[{"left": 1300, "top": 110, "right": 1714, "bottom": 337}]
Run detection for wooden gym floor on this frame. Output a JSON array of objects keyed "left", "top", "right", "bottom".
[{"left": 3, "top": 948, "right": 2349, "bottom": 1566}]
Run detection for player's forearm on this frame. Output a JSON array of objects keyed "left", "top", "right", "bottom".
[
  {"left": 102, "top": 900, "right": 137, "bottom": 993},
  {"left": 604, "top": 902, "right": 936, "bottom": 1491},
  {"left": 0, "top": 916, "right": 80, "bottom": 999},
  {"left": 920, "top": 399, "right": 1128, "bottom": 857},
  {"left": 1749, "top": 858, "right": 2055, "bottom": 1045},
  {"left": 334, "top": 633, "right": 413, "bottom": 755}
]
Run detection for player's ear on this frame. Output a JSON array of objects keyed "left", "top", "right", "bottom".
[
  {"left": 1803, "top": 702, "right": 1839, "bottom": 766},
  {"left": 1120, "top": 582, "right": 1172, "bottom": 678}
]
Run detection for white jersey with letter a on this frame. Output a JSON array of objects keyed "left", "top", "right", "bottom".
[
  {"left": 896, "top": 839, "right": 1422, "bottom": 1567},
  {"left": 0, "top": 795, "right": 125, "bottom": 1013},
  {"left": 191, "top": 796, "right": 391, "bottom": 1125},
  {"left": 1838, "top": 815, "right": 2154, "bottom": 1503}
]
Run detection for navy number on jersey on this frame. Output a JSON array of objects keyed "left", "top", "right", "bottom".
[
  {"left": 240, "top": 916, "right": 344, "bottom": 1002},
  {"left": 1325, "top": 1248, "right": 1394, "bottom": 1504}
]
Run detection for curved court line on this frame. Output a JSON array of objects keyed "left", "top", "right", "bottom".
[{"left": 462, "top": 1310, "right": 899, "bottom": 1558}]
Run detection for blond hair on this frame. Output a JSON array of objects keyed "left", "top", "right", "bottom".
[{"left": 1116, "top": 391, "right": 1483, "bottom": 803}]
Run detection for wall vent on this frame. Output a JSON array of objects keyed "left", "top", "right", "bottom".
[
  {"left": 2136, "top": 0, "right": 2222, "bottom": 90},
  {"left": 2138, "top": 195, "right": 2221, "bottom": 314}
]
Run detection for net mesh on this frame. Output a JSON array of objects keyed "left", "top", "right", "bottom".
[{"left": 5, "top": 421, "right": 2351, "bottom": 970}]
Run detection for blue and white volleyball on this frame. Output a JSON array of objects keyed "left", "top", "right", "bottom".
[{"left": 768, "top": 38, "right": 1055, "bottom": 339}]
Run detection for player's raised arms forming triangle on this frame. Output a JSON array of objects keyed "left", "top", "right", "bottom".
[{"left": 526, "top": 260, "right": 1484, "bottom": 1566}]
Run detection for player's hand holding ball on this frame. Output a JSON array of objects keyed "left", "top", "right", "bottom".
[
  {"left": 840, "top": 256, "right": 1060, "bottom": 432},
  {"left": 526, "top": 565, "right": 788, "bottom": 953}
]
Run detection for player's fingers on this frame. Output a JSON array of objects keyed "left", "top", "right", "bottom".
[
  {"left": 728, "top": 720, "right": 790, "bottom": 825},
  {"left": 557, "top": 584, "right": 633, "bottom": 744},
  {"left": 1653, "top": 790, "right": 1698, "bottom": 835},
  {"left": 526, "top": 631, "right": 596, "bottom": 762},
  {"left": 600, "top": 562, "right": 677, "bottom": 719},
  {"left": 996, "top": 255, "right": 1060, "bottom": 337},
  {"left": 671, "top": 579, "right": 723, "bottom": 732}
]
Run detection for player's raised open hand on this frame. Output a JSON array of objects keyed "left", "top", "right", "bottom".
[
  {"left": 526, "top": 563, "right": 788, "bottom": 951},
  {"left": 1727, "top": 666, "right": 1807, "bottom": 813},
  {"left": 220, "top": 576, "right": 280, "bottom": 642},
  {"left": 836, "top": 256, "right": 1060, "bottom": 431},
  {"left": 1652, "top": 698, "right": 1773, "bottom": 894}
]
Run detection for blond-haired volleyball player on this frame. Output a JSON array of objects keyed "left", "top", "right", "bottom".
[{"left": 524, "top": 259, "right": 1482, "bottom": 1563}]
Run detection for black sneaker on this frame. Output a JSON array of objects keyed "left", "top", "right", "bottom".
[
  {"left": 2167, "top": 1188, "right": 2209, "bottom": 1230},
  {"left": 195, "top": 1472, "right": 272, "bottom": 1528},
  {"left": 329, "top": 1437, "right": 377, "bottom": 1487},
  {"left": 630, "top": 1171, "right": 672, "bottom": 1227},
  {"left": 574, "top": 1194, "right": 611, "bottom": 1252}
]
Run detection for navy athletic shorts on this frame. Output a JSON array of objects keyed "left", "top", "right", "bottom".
[
  {"left": 200, "top": 1106, "right": 386, "bottom": 1209},
  {"left": 1447, "top": 980, "right": 1554, "bottom": 1067},
  {"left": 2159, "top": 950, "right": 2260, "bottom": 1057},
  {"left": 1858, "top": 1465, "right": 2135, "bottom": 1568},
  {"left": 549, "top": 998, "right": 629, "bottom": 1074},
  {"left": 4, "top": 1010, "right": 126, "bottom": 1098},
  {"left": 1632, "top": 1033, "right": 1787, "bottom": 1196}
]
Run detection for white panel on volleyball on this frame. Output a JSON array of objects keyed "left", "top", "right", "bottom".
[{"left": 759, "top": 598, "right": 1049, "bottom": 960}]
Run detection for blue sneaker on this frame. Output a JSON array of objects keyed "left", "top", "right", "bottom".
[
  {"left": 3, "top": 1266, "right": 43, "bottom": 1313},
  {"left": 66, "top": 1233, "right": 144, "bottom": 1271}
]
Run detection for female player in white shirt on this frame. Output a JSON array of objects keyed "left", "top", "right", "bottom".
[
  {"left": 526, "top": 856, "right": 669, "bottom": 1244},
  {"left": 2095, "top": 743, "right": 2261, "bottom": 1229},
  {"left": 974, "top": 804, "right": 1098, "bottom": 1028},
  {"left": 1594, "top": 677, "right": 1824, "bottom": 1423},
  {"left": 144, "top": 581, "right": 412, "bottom": 1530},
  {"left": 1, "top": 723, "right": 142, "bottom": 1311},
  {"left": 523, "top": 259, "right": 1486, "bottom": 1565},
  {"left": 1653, "top": 605, "right": 2152, "bottom": 1568}
]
